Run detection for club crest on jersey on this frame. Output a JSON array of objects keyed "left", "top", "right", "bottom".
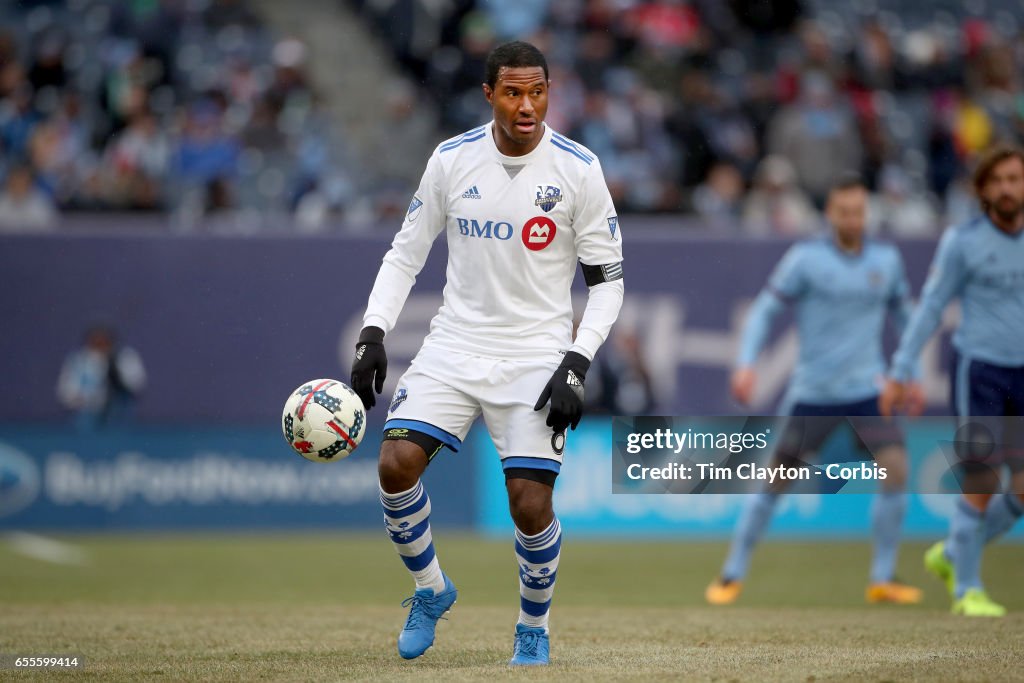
[
  {"left": 535, "top": 185, "right": 563, "bottom": 212},
  {"left": 407, "top": 196, "right": 423, "bottom": 221},
  {"left": 390, "top": 387, "right": 408, "bottom": 413},
  {"left": 607, "top": 216, "right": 618, "bottom": 240}
]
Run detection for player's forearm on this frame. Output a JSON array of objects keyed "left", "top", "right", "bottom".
[
  {"left": 888, "top": 298, "right": 922, "bottom": 380},
  {"left": 889, "top": 298, "right": 944, "bottom": 381},
  {"left": 736, "top": 290, "right": 784, "bottom": 367},
  {"left": 569, "top": 279, "right": 624, "bottom": 361},
  {"left": 362, "top": 260, "right": 417, "bottom": 334}
]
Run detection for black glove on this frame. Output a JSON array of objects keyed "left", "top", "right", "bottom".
[
  {"left": 350, "top": 326, "right": 387, "bottom": 409},
  {"left": 533, "top": 351, "right": 590, "bottom": 432}
]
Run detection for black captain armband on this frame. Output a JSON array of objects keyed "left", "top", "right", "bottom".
[{"left": 580, "top": 261, "right": 624, "bottom": 287}]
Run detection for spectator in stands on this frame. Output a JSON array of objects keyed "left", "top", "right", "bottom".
[
  {"left": 692, "top": 161, "right": 745, "bottom": 229},
  {"left": 57, "top": 326, "right": 147, "bottom": 431},
  {"left": 103, "top": 109, "right": 170, "bottom": 209},
  {"left": 27, "top": 90, "right": 92, "bottom": 207},
  {"left": 480, "top": 0, "right": 550, "bottom": 40},
  {"left": 742, "top": 155, "right": 817, "bottom": 236},
  {"left": 850, "top": 20, "right": 906, "bottom": 93},
  {"left": 174, "top": 100, "right": 240, "bottom": 216},
  {"left": 0, "top": 83, "right": 41, "bottom": 161},
  {"left": 952, "top": 88, "right": 994, "bottom": 158},
  {"left": 0, "top": 30, "right": 19, "bottom": 99},
  {"left": 870, "top": 165, "right": 939, "bottom": 237},
  {"left": 27, "top": 33, "right": 67, "bottom": 93},
  {"left": 767, "top": 71, "right": 862, "bottom": 206},
  {"left": 0, "top": 164, "right": 57, "bottom": 231}
]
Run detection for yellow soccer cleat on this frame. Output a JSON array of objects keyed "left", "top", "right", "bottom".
[
  {"left": 952, "top": 589, "right": 1006, "bottom": 617},
  {"left": 865, "top": 581, "right": 923, "bottom": 605},
  {"left": 924, "top": 541, "right": 955, "bottom": 597},
  {"left": 705, "top": 578, "right": 743, "bottom": 605}
]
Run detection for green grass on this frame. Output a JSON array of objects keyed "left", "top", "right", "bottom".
[{"left": 1, "top": 534, "right": 1021, "bottom": 681}]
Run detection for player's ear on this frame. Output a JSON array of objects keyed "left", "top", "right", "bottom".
[{"left": 482, "top": 83, "right": 493, "bottom": 104}]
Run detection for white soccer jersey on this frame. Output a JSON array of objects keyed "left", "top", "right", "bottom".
[{"left": 363, "top": 122, "right": 623, "bottom": 362}]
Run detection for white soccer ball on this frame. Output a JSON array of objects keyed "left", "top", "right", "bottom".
[{"left": 282, "top": 379, "right": 366, "bottom": 462}]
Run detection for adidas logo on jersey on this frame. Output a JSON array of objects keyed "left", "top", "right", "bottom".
[{"left": 461, "top": 185, "right": 482, "bottom": 199}]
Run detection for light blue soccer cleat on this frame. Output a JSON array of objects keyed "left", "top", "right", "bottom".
[
  {"left": 509, "top": 623, "right": 549, "bottom": 666},
  {"left": 397, "top": 573, "right": 457, "bottom": 660}
]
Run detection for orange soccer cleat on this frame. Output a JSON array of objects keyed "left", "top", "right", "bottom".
[
  {"left": 705, "top": 578, "right": 744, "bottom": 605},
  {"left": 865, "top": 581, "right": 923, "bottom": 605}
]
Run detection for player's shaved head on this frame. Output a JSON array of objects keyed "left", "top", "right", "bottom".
[{"left": 485, "top": 41, "right": 548, "bottom": 89}]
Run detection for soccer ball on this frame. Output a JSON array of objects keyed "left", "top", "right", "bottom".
[{"left": 282, "top": 379, "right": 366, "bottom": 462}]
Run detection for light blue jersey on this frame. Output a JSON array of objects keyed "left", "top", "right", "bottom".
[
  {"left": 891, "top": 216, "right": 1024, "bottom": 380},
  {"left": 737, "top": 236, "right": 913, "bottom": 405}
]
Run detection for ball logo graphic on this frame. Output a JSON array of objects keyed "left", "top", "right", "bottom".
[
  {"left": 522, "top": 216, "right": 556, "bottom": 251},
  {"left": 0, "top": 442, "right": 41, "bottom": 518},
  {"left": 282, "top": 379, "right": 365, "bottom": 462}
]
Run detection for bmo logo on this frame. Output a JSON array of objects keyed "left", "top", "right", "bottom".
[
  {"left": 456, "top": 218, "right": 514, "bottom": 240},
  {"left": 523, "top": 216, "right": 556, "bottom": 251}
]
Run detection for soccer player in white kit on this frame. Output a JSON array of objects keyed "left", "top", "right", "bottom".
[{"left": 350, "top": 42, "right": 624, "bottom": 665}]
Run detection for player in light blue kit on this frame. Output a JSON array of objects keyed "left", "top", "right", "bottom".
[
  {"left": 883, "top": 145, "right": 1024, "bottom": 617},
  {"left": 706, "top": 175, "right": 925, "bottom": 606}
]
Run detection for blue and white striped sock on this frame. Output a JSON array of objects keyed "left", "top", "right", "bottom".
[
  {"left": 381, "top": 481, "right": 445, "bottom": 594},
  {"left": 515, "top": 518, "right": 561, "bottom": 632}
]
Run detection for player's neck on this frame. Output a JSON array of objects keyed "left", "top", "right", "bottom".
[
  {"left": 492, "top": 123, "right": 545, "bottom": 157},
  {"left": 986, "top": 209, "right": 1024, "bottom": 236},
  {"left": 833, "top": 232, "right": 863, "bottom": 255}
]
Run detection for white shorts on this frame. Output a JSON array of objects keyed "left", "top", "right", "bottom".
[{"left": 383, "top": 345, "right": 564, "bottom": 473}]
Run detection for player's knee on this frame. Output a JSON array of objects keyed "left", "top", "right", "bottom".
[
  {"left": 378, "top": 440, "right": 426, "bottom": 493},
  {"left": 506, "top": 478, "right": 554, "bottom": 534},
  {"left": 876, "top": 447, "right": 908, "bottom": 490}
]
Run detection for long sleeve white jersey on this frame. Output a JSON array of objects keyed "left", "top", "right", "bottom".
[{"left": 363, "top": 121, "right": 624, "bottom": 362}]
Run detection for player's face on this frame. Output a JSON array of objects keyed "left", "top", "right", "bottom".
[
  {"left": 483, "top": 66, "right": 548, "bottom": 155},
  {"left": 826, "top": 186, "right": 868, "bottom": 244},
  {"left": 981, "top": 156, "right": 1024, "bottom": 223}
]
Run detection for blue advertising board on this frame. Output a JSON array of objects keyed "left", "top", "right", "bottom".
[{"left": 0, "top": 425, "right": 475, "bottom": 531}]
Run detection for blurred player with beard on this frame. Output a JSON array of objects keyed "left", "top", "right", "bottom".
[
  {"left": 707, "top": 174, "right": 924, "bottom": 606},
  {"left": 883, "top": 144, "right": 1024, "bottom": 617},
  {"left": 350, "top": 41, "right": 624, "bottom": 664}
]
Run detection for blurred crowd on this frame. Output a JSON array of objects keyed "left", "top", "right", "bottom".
[
  {"left": 0, "top": 0, "right": 346, "bottom": 231},
  {"left": 5, "top": 0, "right": 1024, "bottom": 233},
  {"left": 359, "top": 0, "right": 1024, "bottom": 235}
]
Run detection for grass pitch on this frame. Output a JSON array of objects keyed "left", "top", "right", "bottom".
[{"left": 1, "top": 534, "right": 1021, "bottom": 681}]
